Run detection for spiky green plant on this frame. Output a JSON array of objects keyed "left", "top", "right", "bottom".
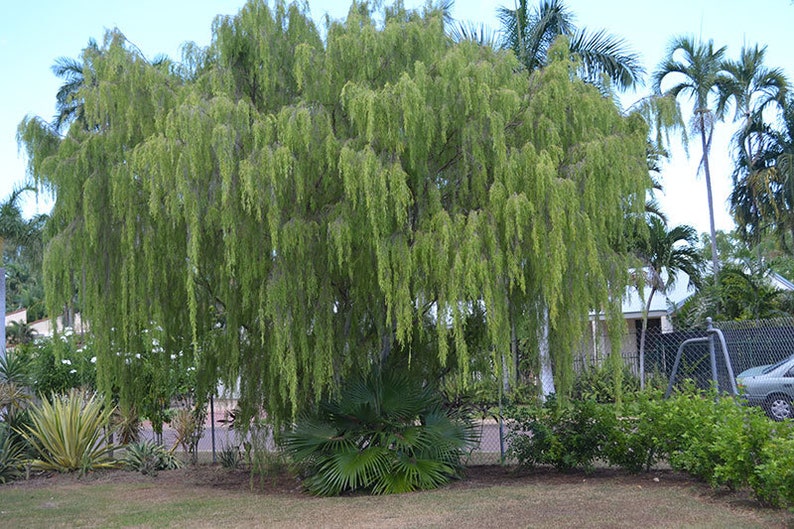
[
  {"left": 0, "top": 425, "right": 25, "bottom": 483},
  {"left": 218, "top": 444, "right": 242, "bottom": 470},
  {"left": 284, "top": 372, "right": 478, "bottom": 496},
  {"left": 123, "top": 440, "right": 183, "bottom": 475},
  {"left": 19, "top": 389, "right": 120, "bottom": 473},
  {"left": 112, "top": 402, "right": 142, "bottom": 446},
  {"left": 0, "top": 350, "right": 29, "bottom": 385}
]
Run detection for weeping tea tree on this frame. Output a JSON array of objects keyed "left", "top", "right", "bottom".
[{"left": 18, "top": 1, "right": 649, "bottom": 424}]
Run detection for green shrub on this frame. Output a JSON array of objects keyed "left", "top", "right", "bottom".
[
  {"left": 505, "top": 404, "right": 555, "bottom": 470},
  {"left": 506, "top": 399, "right": 618, "bottom": 473},
  {"left": 219, "top": 444, "right": 242, "bottom": 470},
  {"left": 24, "top": 334, "right": 97, "bottom": 396},
  {"left": 0, "top": 425, "right": 25, "bottom": 483},
  {"left": 123, "top": 440, "right": 183, "bottom": 475},
  {"left": 647, "top": 384, "right": 722, "bottom": 481},
  {"left": 19, "top": 389, "right": 119, "bottom": 473},
  {"left": 753, "top": 432, "right": 794, "bottom": 508},
  {"left": 604, "top": 400, "right": 660, "bottom": 473},
  {"left": 571, "top": 364, "right": 639, "bottom": 403},
  {"left": 285, "top": 372, "right": 478, "bottom": 496},
  {"left": 710, "top": 402, "right": 775, "bottom": 490}
]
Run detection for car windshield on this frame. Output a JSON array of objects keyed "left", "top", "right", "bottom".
[{"left": 761, "top": 354, "right": 794, "bottom": 375}]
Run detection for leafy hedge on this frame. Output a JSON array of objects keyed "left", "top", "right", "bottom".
[{"left": 505, "top": 387, "right": 794, "bottom": 508}]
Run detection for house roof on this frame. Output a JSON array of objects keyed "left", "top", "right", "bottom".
[{"left": 621, "top": 270, "right": 697, "bottom": 320}]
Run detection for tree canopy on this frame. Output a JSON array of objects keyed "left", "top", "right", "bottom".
[{"left": 19, "top": 0, "right": 649, "bottom": 423}]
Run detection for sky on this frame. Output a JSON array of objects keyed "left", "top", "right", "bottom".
[{"left": 1, "top": 0, "right": 793, "bottom": 238}]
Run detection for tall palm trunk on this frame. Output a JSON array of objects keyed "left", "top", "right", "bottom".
[{"left": 699, "top": 112, "right": 720, "bottom": 276}]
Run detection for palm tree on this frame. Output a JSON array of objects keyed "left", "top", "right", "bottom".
[
  {"left": 718, "top": 44, "right": 788, "bottom": 176},
  {"left": 50, "top": 39, "right": 99, "bottom": 133},
  {"left": 0, "top": 187, "right": 37, "bottom": 361},
  {"left": 497, "top": 0, "right": 643, "bottom": 90},
  {"left": 634, "top": 217, "right": 702, "bottom": 389},
  {"left": 653, "top": 36, "right": 727, "bottom": 276},
  {"left": 731, "top": 95, "right": 794, "bottom": 250}
]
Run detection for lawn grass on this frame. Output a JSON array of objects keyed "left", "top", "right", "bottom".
[{"left": 0, "top": 466, "right": 791, "bottom": 528}]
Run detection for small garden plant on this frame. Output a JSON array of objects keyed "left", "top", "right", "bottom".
[
  {"left": 284, "top": 371, "right": 478, "bottom": 496},
  {"left": 19, "top": 389, "right": 119, "bottom": 474}
]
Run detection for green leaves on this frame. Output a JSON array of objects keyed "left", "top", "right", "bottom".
[
  {"left": 19, "top": 389, "right": 119, "bottom": 473},
  {"left": 22, "top": 1, "right": 649, "bottom": 423},
  {"left": 123, "top": 440, "right": 183, "bottom": 475},
  {"left": 285, "top": 372, "right": 477, "bottom": 496}
]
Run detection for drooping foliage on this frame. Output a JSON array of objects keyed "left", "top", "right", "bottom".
[{"left": 19, "top": 1, "right": 649, "bottom": 424}]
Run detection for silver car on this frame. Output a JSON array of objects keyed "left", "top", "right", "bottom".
[{"left": 737, "top": 354, "right": 794, "bottom": 421}]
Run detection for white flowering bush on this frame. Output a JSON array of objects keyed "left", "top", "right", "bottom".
[{"left": 12, "top": 328, "right": 98, "bottom": 396}]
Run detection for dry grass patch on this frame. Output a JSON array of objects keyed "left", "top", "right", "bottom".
[{"left": 0, "top": 465, "right": 791, "bottom": 528}]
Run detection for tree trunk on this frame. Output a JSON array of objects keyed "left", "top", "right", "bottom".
[
  {"left": 638, "top": 287, "right": 656, "bottom": 390},
  {"left": 699, "top": 113, "right": 720, "bottom": 277},
  {"left": 538, "top": 305, "right": 555, "bottom": 399}
]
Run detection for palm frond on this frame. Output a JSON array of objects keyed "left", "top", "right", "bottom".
[
  {"left": 448, "top": 21, "right": 499, "bottom": 48},
  {"left": 285, "top": 372, "right": 476, "bottom": 496},
  {"left": 569, "top": 28, "right": 643, "bottom": 90}
]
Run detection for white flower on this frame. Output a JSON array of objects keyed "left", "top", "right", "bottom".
[
  {"left": 170, "top": 354, "right": 177, "bottom": 360},
  {"left": 69, "top": 369, "right": 77, "bottom": 374},
  {"left": 61, "top": 359, "right": 72, "bottom": 365},
  {"left": 152, "top": 338, "right": 160, "bottom": 347},
  {"left": 125, "top": 358, "right": 131, "bottom": 365},
  {"left": 90, "top": 357, "right": 97, "bottom": 364},
  {"left": 135, "top": 353, "right": 141, "bottom": 359},
  {"left": 187, "top": 366, "right": 195, "bottom": 372},
  {"left": 63, "top": 327, "right": 74, "bottom": 337}
]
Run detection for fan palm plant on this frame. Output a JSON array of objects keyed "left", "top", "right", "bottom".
[{"left": 284, "top": 371, "right": 478, "bottom": 496}]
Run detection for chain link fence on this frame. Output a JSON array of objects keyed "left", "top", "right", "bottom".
[{"left": 138, "top": 317, "right": 794, "bottom": 464}]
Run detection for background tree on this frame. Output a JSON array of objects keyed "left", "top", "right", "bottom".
[
  {"left": 0, "top": 187, "right": 42, "bottom": 361},
  {"left": 633, "top": 217, "right": 702, "bottom": 388},
  {"left": 718, "top": 44, "right": 788, "bottom": 172},
  {"left": 497, "top": 0, "right": 643, "bottom": 91},
  {"left": 19, "top": 1, "right": 649, "bottom": 423},
  {"left": 730, "top": 95, "right": 794, "bottom": 252},
  {"left": 653, "top": 36, "right": 727, "bottom": 276}
]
